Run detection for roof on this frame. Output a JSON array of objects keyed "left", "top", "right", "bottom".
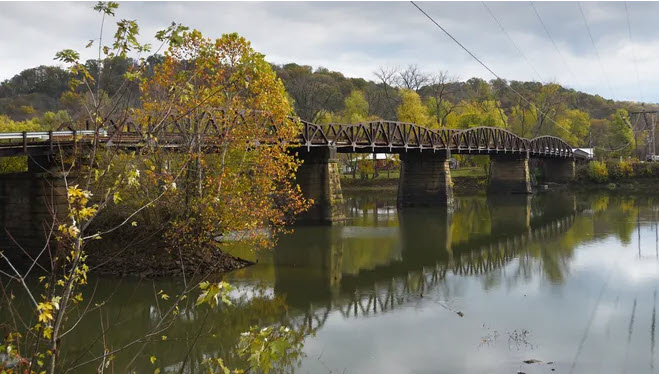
[{"left": 573, "top": 148, "right": 594, "bottom": 159}]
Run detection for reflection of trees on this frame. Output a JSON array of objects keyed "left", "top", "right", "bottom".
[
  {"left": 46, "top": 283, "right": 315, "bottom": 373},
  {"left": 588, "top": 194, "right": 640, "bottom": 244},
  {"left": 450, "top": 197, "right": 492, "bottom": 244},
  {"left": 29, "top": 191, "right": 656, "bottom": 373}
]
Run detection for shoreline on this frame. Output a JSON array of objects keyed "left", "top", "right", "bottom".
[
  {"left": 85, "top": 176, "right": 659, "bottom": 279},
  {"left": 341, "top": 175, "right": 486, "bottom": 195}
]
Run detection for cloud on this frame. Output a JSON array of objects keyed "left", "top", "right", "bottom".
[{"left": 1, "top": 1, "right": 658, "bottom": 102}]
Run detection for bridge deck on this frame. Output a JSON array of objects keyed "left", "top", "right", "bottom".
[{"left": 0, "top": 119, "right": 582, "bottom": 159}]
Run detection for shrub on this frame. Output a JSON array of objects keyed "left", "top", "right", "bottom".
[
  {"left": 619, "top": 159, "right": 634, "bottom": 178},
  {"left": 587, "top": 161, "right": 608, "bottom": 183},
  {"left": 606, "top": 159, "right": 634, "bottom": 179},
  {"left": 634, "top": 162, "right": 659, "bottom": 178}
]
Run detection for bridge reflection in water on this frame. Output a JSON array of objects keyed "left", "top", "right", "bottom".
[
  {"left": 266, "top": 192, "right": 579, "bottom": 329},
  {"left": 16, "top": 190, "right": 659, "bottom": 373}
]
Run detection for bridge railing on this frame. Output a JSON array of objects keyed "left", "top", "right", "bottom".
[
  {"left": 302, "top": 122, "right": 577, "bottom": 158},
  {"left": 0, "top": 117, "right": 580, "bottom": 159}
]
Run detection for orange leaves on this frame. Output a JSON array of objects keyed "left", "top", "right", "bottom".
[{"left": 133, "top": 30, "right": 310, "bottom": 253}]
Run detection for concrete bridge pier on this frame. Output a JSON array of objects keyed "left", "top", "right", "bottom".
[
  {"left": 295, "top": 147, "right": 345, "bottom": 223},
  {"left": 0, "top": 155, "right": 67, "bottom": 266},
  {"left": 488, "top": 154, "right": 532, "bottom": 194},
  {"left": 542, "top": 158, "right": 576, "bottom": 183},
  {"left": 397, "top": 151, "right": 453, "bottom": 207}
]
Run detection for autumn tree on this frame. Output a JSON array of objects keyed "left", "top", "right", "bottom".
[
  {"left": 422, "top": 71, "right": 460, "bottom": 127},
  {"left": 0, "top": 4, "right": 310, "bottom": 373},
  {"left": 607, "top": 108, "right": 635, "bottom": 158},
  {"left": 341, "top": 90, "right": 369, "bottom": 123},
  {"left": 397, "top": 89, "right": 431, "bottom": 126},
  {"left": 454, "top": 100, "right": 507, "bottom": 129},
  {"left": 139, "top": 30, "right": 309, "bottom": 252}
]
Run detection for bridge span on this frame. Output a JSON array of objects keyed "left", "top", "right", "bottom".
[
  {"left": 297, "top": 120, "right": 582, "bottom": 222},
  {"left": 0, "top": 117, "right": 584, "bottom": 225}
]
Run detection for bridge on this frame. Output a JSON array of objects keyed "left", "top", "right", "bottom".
[
  {"left": 298, "top": 120, "right": 581, "bottom": 221},
  {"left": 0, "top": 117, "right": 583, "bottom": 227}
]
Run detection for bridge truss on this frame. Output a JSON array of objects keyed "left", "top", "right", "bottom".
[{"left": 0, "top": 116, "right": 578, "bottom": 159}]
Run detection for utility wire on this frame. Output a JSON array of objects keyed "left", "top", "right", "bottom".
[
  {"left": 409, "top": 1, "right": 572, "bottom": 135},
  {"left": 577, "top": 2, "right": 616, "bottom": 98},
  {"left": 530, "top": 2, "right": 581, "bottom": 89},
  {"left": 481, "top": 2, "right": 544, "bottom": 83},
  {"left": 624, "top": 1, "right": 645, "bottom": 102}
]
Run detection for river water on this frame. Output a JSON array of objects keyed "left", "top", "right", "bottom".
[{"left": 9, "top": 190, "right": 659, "bottom": 373}]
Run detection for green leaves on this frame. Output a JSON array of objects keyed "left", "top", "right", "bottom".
[
  {"left": 93, "top": 1, "right": 118, "bottom": 16},
  {"left": 113, "top": 19, "right": 143, "bottom": 57},
  {"left": 155, "top": 22, "right": 189, "bottom": 47},
  {"left": 196, "top": 281, "right": 234, "bottom": 308},
  {"left": 54, "top": 49, "right": 80, "bottom": 64},
  {"left": 237, "top": 325, "right": 306, "bottom": 374}
]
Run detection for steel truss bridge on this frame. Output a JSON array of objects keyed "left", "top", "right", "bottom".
[{"left": 0, "top": 115, "right": 579, "bottom": 159}]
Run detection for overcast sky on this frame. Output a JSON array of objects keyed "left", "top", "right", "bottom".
[{"left": 1, "top": 1, "right": 658, "bottom": 103}]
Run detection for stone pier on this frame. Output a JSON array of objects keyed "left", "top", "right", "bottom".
[
  {"left": 0, "top": 155, "right": 67, "bottom": 266},
  {"left": 295, "top": 147, "right": 345, "bottom": 223},
  {"left": 488, "top": 154, "right": 532, "bottom": 194},
  {"left": 542, "top": 158, "right": 576, "bottom": 183},
  {"left": 397, "top": 151, "right": 453, "bottom": 207}
]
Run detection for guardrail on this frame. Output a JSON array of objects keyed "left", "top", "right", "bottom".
[{"left": 0, "top": 130, "right": 107, "bottom": 141}]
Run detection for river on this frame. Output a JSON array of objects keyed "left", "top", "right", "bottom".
[{"left": 7, "top": 190, "right": 659, "bottom": 373}]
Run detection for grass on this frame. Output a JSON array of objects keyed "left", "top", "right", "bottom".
[
  {"left": 341, "top": 166, "right": 486, "bottom": 180},
  {"left": 451, "top": 166, "right": 486, "bottom": 178}
]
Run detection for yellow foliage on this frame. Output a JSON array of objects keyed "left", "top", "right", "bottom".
[{"left": 587, "top": 161, "right": 608, "bottom": 183}]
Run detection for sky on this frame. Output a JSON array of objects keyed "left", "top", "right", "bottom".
[{"left": 1, "top": 1, "right": 658, "bottom": 103}]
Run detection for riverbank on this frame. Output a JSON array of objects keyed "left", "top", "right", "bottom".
[
  {"left": 342, "top": 175, "right": 487, "bottom": 194},
  {"left": 569, "top": 177, "right": 659, "bottom": 192},
  {"left": 88, "top": 239, "right": 252, "bottom": 278}
]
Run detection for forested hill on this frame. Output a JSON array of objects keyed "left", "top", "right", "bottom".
[{"left": 1, "top": 58, "right": 656, "bottom": 154}]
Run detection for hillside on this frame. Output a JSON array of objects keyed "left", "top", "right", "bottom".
[{"left": 1, "top": 58, "right": 656, "bottom": 157}]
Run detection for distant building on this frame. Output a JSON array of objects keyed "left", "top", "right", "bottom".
[{"left": 573, "top": 148, "right": 594, "bottom": 160}]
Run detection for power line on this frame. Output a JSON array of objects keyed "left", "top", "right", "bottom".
[
  {"left": 481, "top": 2, "right": 544, "bottom": 83},
  {"left": 409, "top": 1, "right": 572, "bottom": 134},
  {"left": 624, "top": 1, "right": 644, "bottom": 102},
  {"left": 530, "top": 2, "right": 581, "bottom": 89},
  {"left": 577, "top": 2, "right": 616, "bottom": 98}
]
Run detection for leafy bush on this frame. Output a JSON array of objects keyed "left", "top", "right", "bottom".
[
  {"left": 587, "top": 161, "right": 608, "bottom": 183},
  {"left": 633, "top": 162, "right": 659, "bottom": 178},
  {"left": 0, "top": 115, "right": 43, "bottom": 173},
  {"left": 606, "top": 159, "right": 634, "bottom": 180}
]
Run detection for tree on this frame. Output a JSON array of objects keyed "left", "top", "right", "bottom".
[
  {"left": 140, "top": 30, "right": 310, "bottom": 252},
  {"left": 562, "top": 109, "right": 591, "bottom": 147},
  {"left": 342, "top": 90, "right": 369, "bottom": 123},
  {"left": 397, "top": 89, "right": 431, "bottom": 126},
  {"left": 371, "top": 66, "right": 401, "bottom": 120},
  {"left": 422, "top": 71, "right": 460, "bottom": 127},
  {"left": 274, "top": 64, "right": 344, "bottom": 122},
  {"left": 0, "top": 4, "right": 309, "bottom": 373},
  {"left": 397, "top": 64, "right": 429, "bottom": 93},
  {"left": 455, "top": 99, "right": 507, "bottom": 129},
  {"left": 508, "top": 104, "right": 536, "bottom": 138},
  {"left": 531, "top": 83, "right": 566, "bottom": 137},
  {"left": 608, "top": 108, "right": 635, "bottom": 157}
]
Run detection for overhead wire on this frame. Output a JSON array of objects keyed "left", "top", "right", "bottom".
[
  {"left": 624, "top": 1, "right": 645, "bottom": 102},
  {"left": 481, "top": 1, "right": 544, "bottom": 83},
  {"left": 409, "top": 1, "right": 573, "bottom": 135},
  {"left": 530, "top": 2, "right": 582, "bottom": 89},
  {"left": 577, "top": 2, "right": 616, "bottom": 98}
]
